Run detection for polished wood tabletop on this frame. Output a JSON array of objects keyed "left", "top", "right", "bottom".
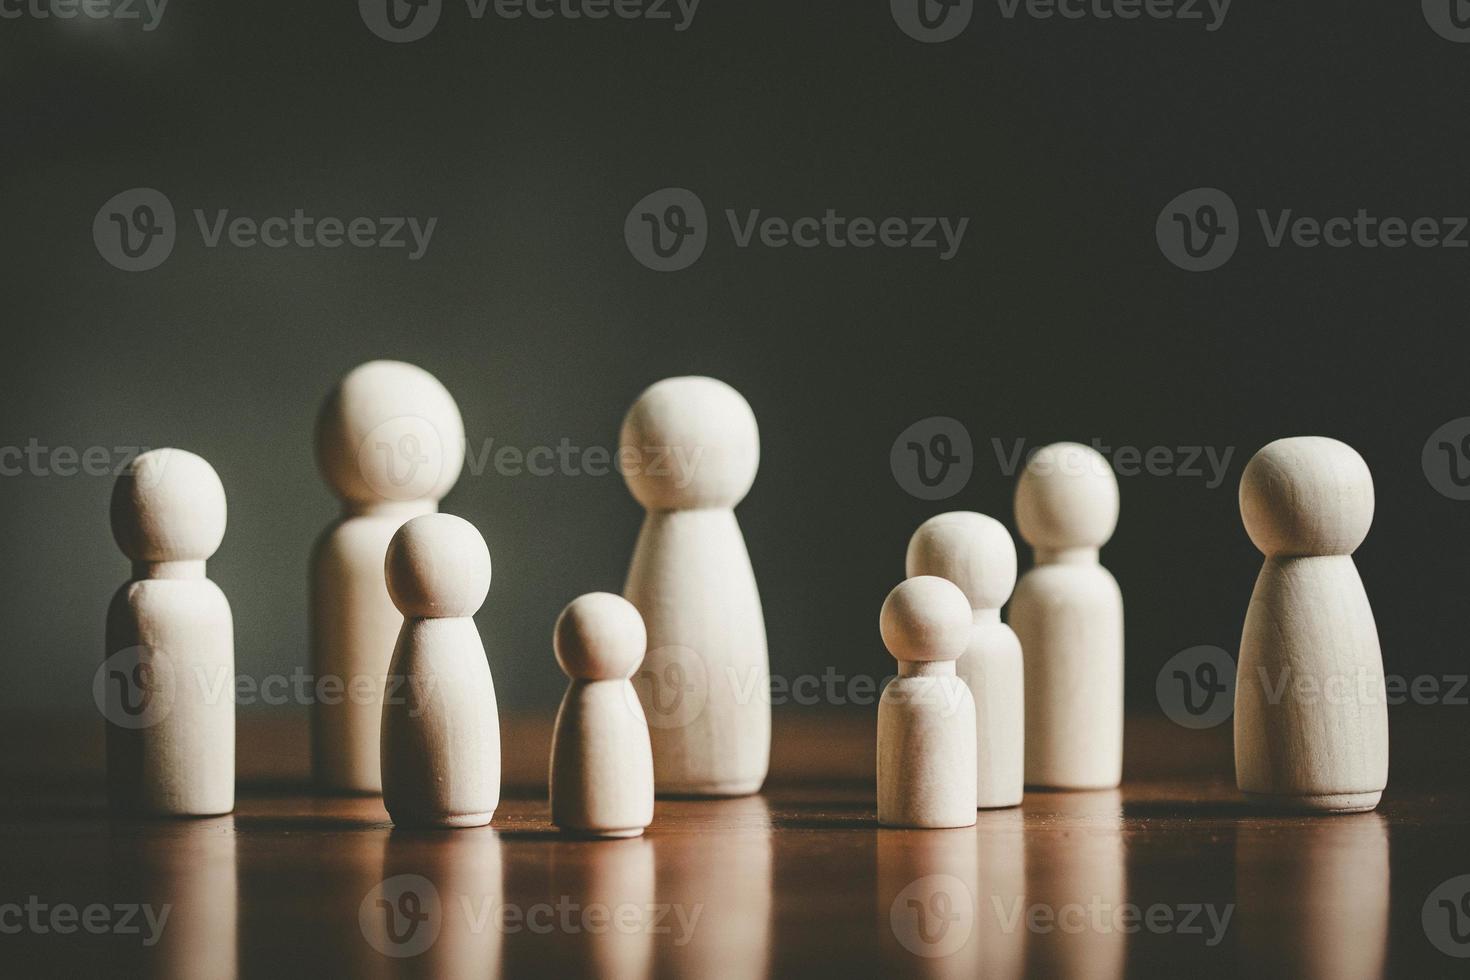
[{"left": 1, "top": 710, "right": 1467, "bottom": 979}]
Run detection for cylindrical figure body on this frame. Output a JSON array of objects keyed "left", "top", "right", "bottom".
[
  {"left": 877, "top": 665, "right": 978, "bottom": 828},
  {"left": 965, "top": 612, "right": 1025, "bottom": 808},
  {"left": 550, "top": 681, "right": 656, "bottom": 836},
  {"left": 381, "top": 618, "right": 501, "bottom": 827},
  {"left": 625, "top": 509, "right": 769, "bottom": 796},
  {"left": 105, "top": 573, "right": 235, "bottom": 816},
  {"left": 1011, "top": 559, "right": 1124, "bottom": 788},
  {"left": 311, "top": 502, "right": 433, "bottom": 793}
]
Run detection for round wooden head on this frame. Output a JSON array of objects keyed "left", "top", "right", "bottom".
[
  {"left": 315, "top": 360, "right": 465, "bottom": 507},
  {"left": 1014, "top": 442, "right": 1119, "bottom": 551},
  {"left": 905, "top": 511, "right": 1017, "bottom": 612},
  {"left": 619, "top": 376, "right": 759, "bottom": 511},
  {"left": 385, "top": 513, "right": 492, "bottom": 618},
  {"left": 111, "top": 448, "right": 227, "bottom": 563},
  {"left": 554, "top": 592, "right": 647, "bottom": 681},
  {"left": 879, "top": 576, "right": 974, "bottom": 664},
  {"left": 1240, "top": 436, "right": 1373, "bottom": 557}
]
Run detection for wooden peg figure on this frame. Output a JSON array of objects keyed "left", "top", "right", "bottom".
[
  {"left": 877, "top": 576, "right": 978, "bottom": 829},
  {"left": 907, "top": 511, "right": 1024, "bottom": 809},
  {"left": 105, "top": 448, "right": 235, "bottom": 816},
  {"left": 550, "top": 593, "right": 656, "bottom": 838},
  {"left": 1235, "top": 437, "right": 1387, "bottom": 813},
  {"left": 380, "top": 514, "right": 500, "bottom": 828},
  {"left": 312, "top": 360, "right": 466, "bottom": 793},
  {"left": 1010, "top": 442, "right": 1124, "bottom": 790},
  {"left": 621, "top": 376, "right": 770, "bottom": 797}
]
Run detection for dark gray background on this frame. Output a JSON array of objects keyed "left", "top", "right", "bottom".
[{"left": 2, "top": 2, "right": 1465, "bottom": 719}]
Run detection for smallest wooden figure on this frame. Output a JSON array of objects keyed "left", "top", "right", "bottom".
[
  {"left": 877, "top": 576, "right": 978, "bottom": 829},
  {"left": 550, "top": 593, "right": 655, "bottom": 838}
]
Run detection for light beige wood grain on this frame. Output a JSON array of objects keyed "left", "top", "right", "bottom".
[
  {"left": 621, "top": 377, "right": 770, "bottom": 797},
  {"left": 106, "top": 448, "right": 234, "bottom": 817},
  {"left": 877, "top": 576, "right": 978, "bottom": 829},
  {"left": 550, "top": 593, "right": 655, "bottom": 838},
  {"left": 1011, "top": 442, "right": 1124, "bottom": 790},
  {"left": 1235, "top": 437, "right": 1387, "bottom": 813},
  {"left": 380, "top": 514, "right": 499, "bottom": 829}
]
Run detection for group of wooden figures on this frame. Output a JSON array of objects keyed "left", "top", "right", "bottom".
[{"left": 103, "top": 361, "right": 1389, "bottom": 832}]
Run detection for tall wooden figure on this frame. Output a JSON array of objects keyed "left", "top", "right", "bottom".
[
  {"left": 550, "top": 593, "right": 656, "bottom": 838},
  {"left": 877, "top": 576, "right": 978, "bottom": 828},
  {"left": 907, "top": 512, "right": 1024, "bottom": 809},
  {"left": 1010, "top": 442, "right": 1124, "bottom": 790},
  {"left": 1235, "top": 437, "right": 1387, "bottom": 812},
  {"left": 621, "top": 377, "right": 770, "bottom": 797},
  {"left": 380, "top": 514, "right": 500, "bottom": 828},
  {"left": 312, "top": 360, "right": 465, "bottom": 793},
  {"left": 105, "top": 448, "right": 234, "bottom": 816}
]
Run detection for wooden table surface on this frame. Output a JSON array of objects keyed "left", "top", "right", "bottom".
[{"left": 1, "top": 710, "right": 1467, "bottom": 979}]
